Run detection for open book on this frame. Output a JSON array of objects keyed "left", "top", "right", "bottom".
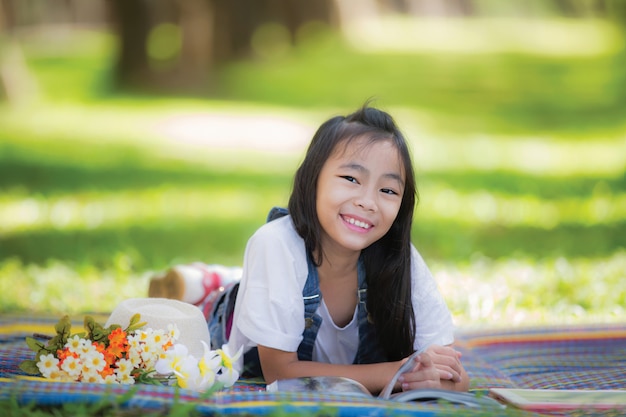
[
  {"left": 266, "top": 351, "right": 504, "bottom": 409},
  {"left": 489, "top": 388, "right": 626, "bottom": 412}
]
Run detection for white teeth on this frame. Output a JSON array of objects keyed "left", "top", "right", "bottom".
[{"left": 347, "top": 217, "right": 370, "bottom": 229}]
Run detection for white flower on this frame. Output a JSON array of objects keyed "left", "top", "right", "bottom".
[
  {"left": 36, "top": 354, "right": 60, "bottom": 378},
  {"left": 188, "top": 341, "right": 220, "bottom": 391},
  {"left": 138, "top": 339, "right": 161, "bottom": 369},
  {"left": 215, "top": 344, "right": 243, "bottom": 387},
  {"left": 116, "top": 371, "right": 136, "bottom": 385},
  {"left": 155, "top": 342, "right": 224, "bottom": 391},
  {"left": 171, "top": 354, "right": 201, "bottom": 389},
  {"left": 78, "top": 342, "right": 95, "bottom": 356},
  {"left": 102, "top": 374, "right": 118, "bottom": 384},
  {"left": 127, "top": 348, "right": 143, "bottom": 368},
  {"left": 136, "top": 330, "right": 150, "bottom": 343},
  {"left": 48, "top": 369, "right": 73, "bottom": 382},
  {"left": 167, "top": 324, "right": 180, "bottom": 341},
  {"left": 83, "top": 350, "right": 106, "bottom": 373},
  {"left": 65, "top": 335, "right": 87, "bottom": 354},
  {"left": 199, "top": 342, "right": 221, "bottom": 377},
  {"left": 155, "top": 343, "right": 189, "bottom": 375},
  {"left": 81, "top": 368, "right": 104, "bottom": 383},
  {"left": 127, "top": 334, "right": 141, "bottom": 348},
  {"left": 60, "top": 355, "right": 82, "bottom": 379},
  {"left": 115, "top": 358, "right": 133, "bottom": 378},
  {"left": 149, "top": 329, "right": 167, "bottom": 347}
]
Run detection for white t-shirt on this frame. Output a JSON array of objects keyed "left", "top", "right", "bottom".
[
  {"left": 313, "top": 298, "right": 359, "bottom": 364},
  {"left": 226, "top": 215, "right": 454, "bottom": 372}
]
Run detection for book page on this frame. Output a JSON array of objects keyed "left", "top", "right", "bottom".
[
  {"left": 490, "top": 389, "right": 626, "bottom": 411},
  {"left": 267, "top": 376, "right": 371, "bottom": 397},
  {"left": 378, "top": 349, "right": 423, "bottom": 399}
]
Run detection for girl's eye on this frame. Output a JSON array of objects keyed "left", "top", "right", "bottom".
[
  {"left": 341, "top": 176, "right": 358, "bottom": 184},
  {"left": 381, "top": 188, "right": 399, "bottom": 195}
]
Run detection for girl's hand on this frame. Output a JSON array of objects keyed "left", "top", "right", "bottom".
[
  {"left": 396, "top": 352, "right": 441, "bottom": 391},
  {"left": 425, "top": 345, "right": 464, "bottom": 384}
]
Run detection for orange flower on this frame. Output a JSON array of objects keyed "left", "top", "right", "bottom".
[
  {"left": 106, "top": 328, "right": 129, "bottom": 359},
  {"left": 56, "top": 348, "right": 78, "bottom": 364},
  {"left": 99, "top": 364, "right": 115, "bottom": 378},
  {"left": 107, "top": 329, "right": 128, "bottom": 358},
  {"left": 91, "top": 342, "right": 114, "bottom": 367},
  {"left": 107, "top": 344, "right": 126, "bottom": 360},
  {"left": 163, "top": 340, "right": 173, "bottom": 351},
  {"left": 93, "top": 342, "right": 106, "bottom": 354},
  {"left": 108, "top": 328, "right": 127, "bottom": 347}
]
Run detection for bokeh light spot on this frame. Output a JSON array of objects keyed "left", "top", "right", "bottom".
[{"left": 147, "top": 23, "right": 182, "bottom": 63}]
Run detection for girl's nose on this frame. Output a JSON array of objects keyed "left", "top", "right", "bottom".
[{"left": 354, "top": 192, "right": 377, "bottom": 212}]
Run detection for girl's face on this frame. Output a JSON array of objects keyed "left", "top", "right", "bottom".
[{"left": 316, "top": 136, "right": 405, "bottom": 259}]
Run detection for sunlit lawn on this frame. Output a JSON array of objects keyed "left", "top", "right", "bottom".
[{"left": 0, "top": 17, "right": 625, "bottom": 327}]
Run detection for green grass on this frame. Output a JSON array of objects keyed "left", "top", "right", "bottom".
[
  {"left": 1, "top": 20, "right": 625, "bottom": 325},
  {"left": 1, "top": 107, "right": 624, "bottom": 324}
]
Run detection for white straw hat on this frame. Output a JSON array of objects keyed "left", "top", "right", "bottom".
[{"left": 105, "top": 298, "right": 211, "bottom": 358}]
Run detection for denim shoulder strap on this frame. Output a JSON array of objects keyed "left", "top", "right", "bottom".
[{"left": 296, "top": 252, "right": 323, "bottom": 361}]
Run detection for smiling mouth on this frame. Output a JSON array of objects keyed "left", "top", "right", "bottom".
[{"left": 343, "top": 216, "right": 372, "bottom": 230}]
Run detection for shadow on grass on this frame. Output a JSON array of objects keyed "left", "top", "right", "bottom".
[
  {"left": 2, "top": 218, "right": 624, "bottom": 269},
  {"left": 0, "top": 142, "right": 292, "bottom": 197},
  {"left": 0, "top": 220, "right": 261, "bottom": 270},
  {"left": 2, "top": 140, "right": 623, "bottom": 200},
  {"left": 415, "top": 220, "right": 626, "bottom": 261},
  {"left": 422, "top": 170, "right": 626, "bottom": 199}
]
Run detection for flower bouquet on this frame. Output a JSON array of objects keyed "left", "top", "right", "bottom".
[{"left": 19, "top": 313, "right": 242, "bottom": 392}]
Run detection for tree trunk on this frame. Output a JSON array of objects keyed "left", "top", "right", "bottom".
[
  {"left": 0, "top": 0, "right": 38, "bottom": 103},
  {"left": 108, "top": 0, "right": 154, "bottom": 90},
  {"left": 107, "top": 0, "right": 337, "bottom": 94}
]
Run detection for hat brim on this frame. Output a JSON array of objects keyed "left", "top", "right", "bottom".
[{"left": 106, "top": 298, "right": 211, "bottom": 358}]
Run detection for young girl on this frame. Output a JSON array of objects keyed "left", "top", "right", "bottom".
[{"left": 151, "top": 104, "right": 469, "bottom": 394}]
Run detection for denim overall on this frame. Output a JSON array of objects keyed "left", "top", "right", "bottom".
[
  {"left": 236, "top": 252, "right": 388, "bottom": 377},
  {"left": 209, "top": 207, "right": 387, "bottom": 377},
  {"left": 299, "top": 252, "right": 388, "bottom": 363}
]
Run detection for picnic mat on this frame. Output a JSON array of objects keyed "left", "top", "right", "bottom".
[
  {"left": 455, "top": 323, "right": 626, "bottom": 392},
  {"left": 2, "top": 313, "right": 625, "bottom": 416}
]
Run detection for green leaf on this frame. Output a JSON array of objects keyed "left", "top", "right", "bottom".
[
  {"left": 18, "top": 359, "right": 40, "bottom": 375},
  {"left": 54, "top": 315, "right": 72, "bottom": 337},
  {"left": 125, "top": 313, "right": 147, "bottom": 332},
  {"left": 24, "top": 336, "right": 45, "bottom": 353},
  {"left": 84, "top": 315, "right": 110, "bottom": 345},
  {"left": 49, "top": 315, "right": 72, "bottom": 349}
]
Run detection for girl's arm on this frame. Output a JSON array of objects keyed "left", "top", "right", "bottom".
[
  {"left": 259, "top": 343, "right": 469, "bottom": 394},
  {"left": 258, "top": 344, "right": 441, "bottom": 395}
]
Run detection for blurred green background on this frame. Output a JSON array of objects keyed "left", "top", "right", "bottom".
[{"left": 0, "top": 0, "right": 624, "bottom": 326}]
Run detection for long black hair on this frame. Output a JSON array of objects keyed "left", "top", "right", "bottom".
[{"left": 288, "top": 104, "right": 418, "bottom": 360}]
